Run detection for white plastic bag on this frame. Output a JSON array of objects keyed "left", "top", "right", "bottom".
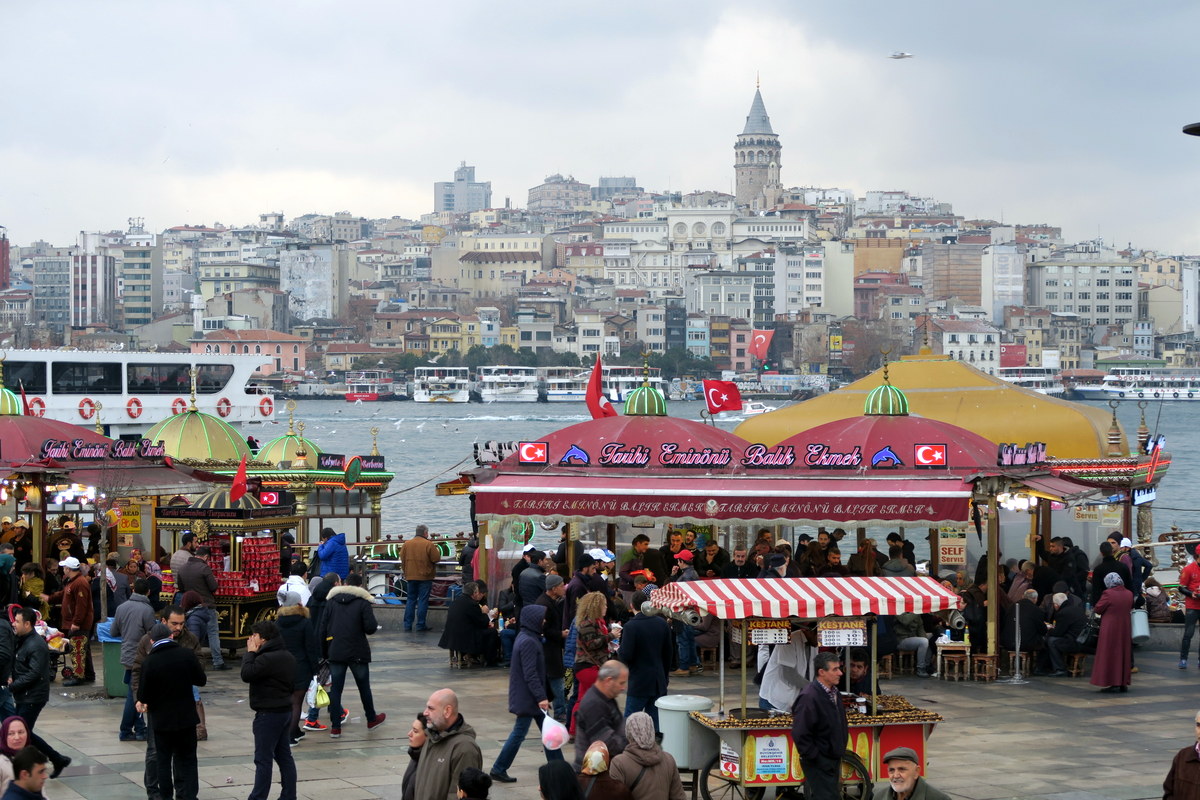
[
  {"left": 541, "top": 709, "right": 569, "bottom": 751},
  {"left": 304, "top": 676, "right": 320, "bottom": 710}
]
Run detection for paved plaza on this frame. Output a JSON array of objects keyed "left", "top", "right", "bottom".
[{"left": 30, "top": 609, "right": 1189, "bottom": 800}]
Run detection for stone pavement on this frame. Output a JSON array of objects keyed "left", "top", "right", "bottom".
[{"left": 29, "top": 611, "right": 1189, "bottom": 800}]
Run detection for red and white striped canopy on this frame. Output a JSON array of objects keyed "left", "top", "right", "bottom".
[{"left": 649, "top": 576, "right": 963, "bottom": 620}]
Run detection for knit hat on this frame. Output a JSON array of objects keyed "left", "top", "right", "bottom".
[
  {"left": 578, "top": 554, "right": 596, "bottom": 569},
  {"left": 545, "top": 574, "right": 564, "bottom": 590},
  {"left": 282, "top": 591, "right": 303, "bottom": 607},
  {"left": 150, "top": 622, "right": 172, "bottom": 643},
  {"left": 625, "top": 711, "right": 655, "bottom": 749}
]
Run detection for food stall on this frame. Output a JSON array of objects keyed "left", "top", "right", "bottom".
[
  {"left": 155, "top": 489, "right": 301, "bottom": 651},
  {"left": 650, "top": 575, "right": 962, "bottom": 799}
]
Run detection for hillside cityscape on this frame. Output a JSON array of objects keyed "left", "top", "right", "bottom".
[{"left": 0, "top": 86, "right": 1191, "bottom": 390}]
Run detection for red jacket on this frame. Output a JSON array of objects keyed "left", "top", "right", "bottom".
[
  {"left": 1181, "top": 562, "right": 1200, "bottom": 611},
  {"left": 58, "top": 573, "right": 94, "bottom": 631}
]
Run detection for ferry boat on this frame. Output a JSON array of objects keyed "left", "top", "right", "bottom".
[
  {"left": 0, "top": 348, "right": 275, "bottom": 438},
  {"left": 1100, "top": 367, "right": 1200, "bottom": 401},
  {"left": 602, "top": 365, "right": 664, "bottom": 403},
  {"left": 411, "top": 366, "right": 470, "bottom": 403},
  {"left": 477, "top": 366, "right": 539, "bottom": 403},
  {"left": 540, "top": 366, "right": 589, "bottom": 403},
  {"left": 996, "top": 366, "right": 1066, "bottom": 397},
  {"left": 344, "top": 370, "right": 396, "bottom": 402},
  {"left": 1060, "top": 369, "right": 1107, "bottom": 401}
]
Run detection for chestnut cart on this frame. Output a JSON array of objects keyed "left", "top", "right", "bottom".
[{"left": 649, "top": 576, "right": 961, "bottom": 800}]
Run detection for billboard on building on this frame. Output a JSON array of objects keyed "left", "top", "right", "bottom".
[{"left": 999, "top": 343, "right": 1026, "bottom": 368}]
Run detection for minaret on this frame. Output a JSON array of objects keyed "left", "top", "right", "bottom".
[{"left": 734, "top": 80, "right": 782, "bottom": 210}]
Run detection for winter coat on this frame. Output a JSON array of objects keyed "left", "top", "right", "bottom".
[
  {"left": 400, "top": 535, "right": 441, "bottom": 582},
  {"left": 275, "top": 574, "right": 312, "bottom": 607},
  {"left": 241, "top": 635, "right": 296, "bottom": 713},
  {"left": 577, "top": 772, "right": 635, "bottom": 800},
  {"left": 1090, "top": 557, "right": 1132, "bottom": 606},
  {"left": 575, "top": 616, "right": 613, "bottom": 670},
  {"left": 10, "top": 631, "right": 49, "bottom": 706},
  {"left": 110, "top": 592, "right": 157, "bottom": 668},
  {"left": 317, "top": 533, "right": 350, "bottom": 579},
  {"left": 412, "top": 714, "right": 482, "bottom": 800},
  {"left": 1164, "top": 744, "right": 1200, "bottom": 800},
  {"left": 1090, "top": 585, "right": 1133, "bottom": 688},
  {"left": 185, "top": 604, "right": 213, "bottom": 643},
  {"left": 437, "top": 593, "right": 492, "bottom": 655},
  {"left": 277, "top": 604, "right": 321, "bottom": 690},
  {"left": 54, "top": 572, "right": 93, "bottom": 631},
  {"left": 509, "top": 604, "right": 548, "bottom": 717},
  {"left": 881, "top": 558, "right": 915, "bottom": 578},
  {"left": 137, "top": 639, "right": 207, "bottom": 731},
  {"left": 131, "top": 628, "right": 201, "bottom": 696},
  {"left": 609, "top": 742, "right": 686, "bottom": 800},
  {"left": 534, "top": 592, "right": 566, "bottom": 678},
  {"left": 1000, "top": 599, "right": 1045, "bottom": 652},
  {"left": 791, "top": 679, "right": 848, "bottom": 762},
  {"left": 322, "top": 584, "right": 378, "bottom": 663},
  {"left": 177, "top": 555, "right": 218, "bottom": 605},
  {"left": 518, "top": 564, "right": 548, "bottom": 606},
  {"left": 616, "top": 613, "right": 672, "bottom": 699},
  {"left": 573, "top": 685, "right": 627, "bottom": 771},
  {"left": 1048, "top": 601, "right": 1087, "bottom": 640},
  {"left": 307, "top": 573, "right": 338, "bottom": 633},
  {"left": 401, "top": 746, "right": 420, "bottom": 800}
]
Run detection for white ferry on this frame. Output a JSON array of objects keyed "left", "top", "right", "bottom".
[
  {"left": 996, "top": 366, "right": 1066, "bottom": 397},
  {"left": 344, "top": 370, "right": 397, "bottom": 403},
  {"left": 411, "top": 366, "right": 470, "bottom": 403},
  {"left": 1060, "top": 369, "right": 1107, "bottom": 401},
  {"left": 540, "top": 366, "right": 589, "bottom": 403},
  {"left": 602, "top": 365, "right": 664, "bottom": 403},
  {"left": 476, "top": 365, "right": 539, "bottom": 403},
  {"left": 1, "top": 348, "right": 274, "bottom": 437},
  {"left": 1100, "top": 367, "right": 1200, "bottom": 401}
]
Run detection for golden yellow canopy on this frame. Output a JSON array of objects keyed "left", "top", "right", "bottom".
[
  {"left": 735, "top": 350, "right": 1123, "bottom": 460},
  {"left": 145, "top": 409, "right": 252, "bottom": 463}
]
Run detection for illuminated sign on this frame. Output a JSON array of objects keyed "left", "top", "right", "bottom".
[
  {"left": 517, "top": 442, "right": 548, "bottom": 464},
  {"left": 997, "top": 442, "right": 1047, "bottom": 466},
  {"left": 741, "top": 444, "right": 796, "bottom": 468},
  {"left": 559, "top": 445, "right": 590, "bottom": 466},
  {"left": 914, "top": 444, "right": 948, "bottom": 468},
  {"left": 870, "top": 446, "right": 903, "bottom": 468},
  {"left": 1132, "top": 486, "right": 1157, "bottom": 506},
  {"left": 39, "top": 438, "right": 166, "bottom": 462},
  {"left": 804, "top": 444, "right": 862, "bottom": 468},
  {"left": 259, "top": 491, "right": 280, "bottom": 505},
  {"left": 317, "top": 453, "right": 346, "bottom": 470}
]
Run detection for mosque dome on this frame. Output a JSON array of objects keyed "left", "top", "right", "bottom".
[
  {"left": 736, "top": 350, "right": 1123, "bottom": 460},
  {"left": 145, "top": 408, "right": 251, "bottom": 462},
  {"left": 624, "top": 383, "right": 668, "bottom": 416}
]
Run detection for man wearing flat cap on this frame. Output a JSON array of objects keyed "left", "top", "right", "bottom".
[{"left": 873, "top": 747, "right": 950, "bottom": 800}]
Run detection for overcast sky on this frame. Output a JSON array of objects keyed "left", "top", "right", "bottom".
[{"left": 4, "top": 2, "right": 1200, "bottom": 252}]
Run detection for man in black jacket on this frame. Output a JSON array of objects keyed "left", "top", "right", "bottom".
[
  {"left": 321, "top": 573, "right": 386, "bottom": 738},
  {"left": 616, "top": 608, "right": 671, "bottom": 727},
  {"left": 437, "top": 581, "right": 499, "bottom": 666},
  {"left": 534, "top": 575, "right": 568, "bottom": 721},
  {"left": 791, "top": 651, "right": 848, "bottom": 799},
  {"left": 137, "top": 622, "right": 207, "bottom": 800},
  {"left": 10, "top": 608, "right": 68, "bottom": 779},
  {"left": 1091, "top": 542, "right": 1132, "bottom": 606},
  {"left": 1045, "top": 592, "right": 1089, "bottom": 676},
  {"left": 572, "top": 660, "right": 628, "bottom": 772},
  {"left": 241, "top": 620, "right": 297, "bottom": 800}
]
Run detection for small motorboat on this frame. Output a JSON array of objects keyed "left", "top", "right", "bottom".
[{"left": 742, "top": 401, "right": 777, "bottom": 416}]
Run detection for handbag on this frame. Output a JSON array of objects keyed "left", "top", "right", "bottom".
[{"left": 1076, "top": 615, "right": 1099, "bottom": 648}]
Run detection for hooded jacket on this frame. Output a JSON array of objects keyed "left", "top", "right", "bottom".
[
  {"left": 322, "top": 584, "right": 378, "bottom": 663},
  {"left": 277, "top": 604, "right": 321, "bottom": 690},
  {"left": 110, "top": 592, "right": 157, "bottom": 668},
  {"left": 241, "top": 635, "right": 296, "bottom": 713},
  {"left": 509, "top": 604, "right": 548, "bottom": 717},
  {"left": 412, "top": 714, "right": 482, "bottom": 800},
  {"left": 609, "top": 741, "right": 686, "bottom": 800},
  {"left": 317, "top": 533, "right": 350, "bottom": 579}
]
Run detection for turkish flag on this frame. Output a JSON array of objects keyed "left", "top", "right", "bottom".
[
  {"left": 518, "top": 441, "right": 549, "bottom": 464},
  {"left": 230, "top": 453, "right": 248, "bottom": 502},
  {"left": 585, "top": 354, "right": 618, "bottom": 419},
  {"left": 702, "top": 380, "right": 743, "bottom": 414},
  {"left": 749, "top": 329, "right": 774, "bottom": 361},
  {"left": 17, "top": 381, "right": 29, "bottom": 416},
  {"left": 914, "top": 444, "right": 947, "bottom": 467}
]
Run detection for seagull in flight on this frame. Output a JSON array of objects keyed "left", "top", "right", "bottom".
[{"left": 890, "top": 51, "right": 914, "bottom": 59}]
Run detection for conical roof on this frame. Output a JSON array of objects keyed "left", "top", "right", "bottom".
[
  {"left": 146, "top": 409, "right": 251, "bottom": 462},
  {"left": 741, "top": 88, "right": 775, "bottom": 135},
  {"left": 735, "top": 349, "right": 1122, "bottom": 459}
]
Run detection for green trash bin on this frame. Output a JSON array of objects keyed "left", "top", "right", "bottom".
[{"left": 97, "top": 619, "right": 126, "bottom": 698}]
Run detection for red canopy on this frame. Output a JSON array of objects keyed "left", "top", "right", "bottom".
[
  {"left": 649, "top": 576, "right": 964, "bottom": 620},
  {"left": 471, "top": 472, "right": 972, "bottom": 527}
]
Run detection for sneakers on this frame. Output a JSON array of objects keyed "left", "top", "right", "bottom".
[
  {"left": 490, "top": 771, "right": 517, "bottom": 783},
  {"left": 302, "top": 720, "right": 327, "bottom": 732},
  {"left": 1181, "top": 659, "right": 1189, "bottom": 670},
  {"left": 330, "top": 727, "right": 341, "bottom": 739},
  {"left": 289, "top": 736, "right": 302, "bottom": 747},
  {"left": 689, "top": 665, "right": 704, "bottom": 676},
  {"left": 367, "top": 713, "right": 387, "bottom": 730},
  {"left": 341, "top": 707, "right": 350, "bottom": 724}
]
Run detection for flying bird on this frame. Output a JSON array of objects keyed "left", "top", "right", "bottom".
[{"left": 889, "top": 51, "right": 913, "bottom": 59}]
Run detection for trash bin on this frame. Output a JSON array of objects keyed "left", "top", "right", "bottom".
[
  {"left": 96, "top": 618, "right": 126, "bottom": 699},
  {"left": 655, "top": 694, "right": 716, "bottom": 770}
]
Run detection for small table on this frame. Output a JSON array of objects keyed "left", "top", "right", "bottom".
[{"left": 936, "top": 642, "right": 971, "bottom": 680}]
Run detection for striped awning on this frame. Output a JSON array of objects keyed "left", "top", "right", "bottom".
[{"left": 648, "top": 576, "right": 964, "bottom": 620}]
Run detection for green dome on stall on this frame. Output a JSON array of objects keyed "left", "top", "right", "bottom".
[
  {"left": 624, "top": 383, "right": 668, "bottom": 416},
  {"left": 192, "top": 488, "right": 263, "bottom": 511},
  {"left": 0, "top": 361, "right": 24, "bottom": 416},
  {"left": 145, "top": 406, "right": 251, "bottom": 462},
  {"left": 864, "top": 383, "right": 909, "bottom": 416}
]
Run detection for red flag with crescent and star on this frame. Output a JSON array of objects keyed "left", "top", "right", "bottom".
[
  {"left": 749, "top": 329, "right": 774, "bottom": 361},
  {"left": 230, "top": 453, "right": 249, "bottom": 502},
  {"left": 702, "top": 380, "right": 743, "bottom": 414},
  {"left": 585, "top": 354, "right": 619, "bottom": 419}
]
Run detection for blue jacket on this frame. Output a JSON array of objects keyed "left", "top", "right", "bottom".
[
  {"left": 317, "top": 533, "right": 350, "bottom": 579},
  {"left": 508, "top": 605, "right": 547, "bottom": 717}
]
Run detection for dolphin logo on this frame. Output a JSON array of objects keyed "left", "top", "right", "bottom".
[
  {"left": 870, "top": 446, "right": 903, "bottom": 468},
  {"left": 560, "top": 444, "right": 590, "bottom": 465}
]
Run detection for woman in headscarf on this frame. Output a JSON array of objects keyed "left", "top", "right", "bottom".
[
  {"left": 401, "top": 713, "right": 426, "bottom": 800},
  {"left": 578, "top": 741, "right": 633, "bottom": 800},
  {"left": 609, "top": 711, "right": 686, "bottom": 800},
  {"left": 538, "top": 760, "right": 583, "bottom": 800},
  {"left": 0, "top": 716, "right": 30, "bottom": 787},
  {"left": 1091, "top": 570, "right": 1134, "bottom": 693}
]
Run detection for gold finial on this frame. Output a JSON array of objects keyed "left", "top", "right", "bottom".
[
  {"left": 1136, "top": 400, "right": 1150, "bottom": 453},
  {"left": 1106, "top": 400, "right": 1124, "bottom": 457},
  {"left": 187, "top": 367, "right": 198, "bottom": 412},
  {"left": 0, "top": 351, "right": 6, "bottom": 389},
  {"left": 294, "top": 421, "right": 309, "bottom": 469},
  {"left": 370, "top": 427, "right": 380, "bottom": 457},
  {"left": 756, "top": 72, "right": 760, "bottom": 89},
  {"left": 641, "top": 351, "right": 651, "bottom": 387},
  {"left": 286, "top": 399, "right": 298, "bottom": 434},
  {"left": 93, "top": 401, "right": 104, "bottom": 435},
  {"left": 881, "top": 348, "right": 892, "bottom": 384}
]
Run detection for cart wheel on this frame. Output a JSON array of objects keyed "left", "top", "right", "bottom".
[
  {"left": 839, "top": 750, "right": 873, "bottom": 799},
  {"left": 699, "top": 754, "right": 765, "bottom": 800},
  {"left": 60, "top": 666, "right": 73, "bottom": 680}
]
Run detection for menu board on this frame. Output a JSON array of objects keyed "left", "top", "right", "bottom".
[
  {"left": 748, "top": 619, "right": 791, "bottom": 645},
  {"left": 818, "top": 619, "right": 867, "bottom": 647}
]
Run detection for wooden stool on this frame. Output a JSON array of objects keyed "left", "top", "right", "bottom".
[
  {"left": 942, "top": 654, "right": 968, "bottom": 681},
  {"left": 877, "top": 654, "right": 894, "bottom": 679},
  {"left": 1067, "top": 652, "right": 1088, "bottom": 677},
  {"left": 972, "top": 654, "right": 998, "bottom": 681},
  {"left": 896, "top": 650, "right": 916, "bottom": 674},
  {"left": 1008, "top": 651, "right": 1033, "bottom": 677},
  {"left": 700, "top": 648, "right": 718, "bottom": 672}
]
